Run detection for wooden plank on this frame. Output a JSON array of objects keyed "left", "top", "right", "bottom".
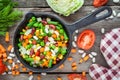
[
  {"left": 0, "top": 74, "right": 92, "bottom": 80},
  {"left": 13, "top": 0, "right": 119, "bottom": 8}
]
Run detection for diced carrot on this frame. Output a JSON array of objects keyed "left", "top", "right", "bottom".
[
  {"left": 20, "top": 63, "right": 24, "bottom": 67},
  {"left": 22, "top": 42, "right": 27, "bottom": 47},
  {"left": 2, "top": 53, "right": 7, "bottom": 58},
  {"left": 23, "top": 35, "right": 27, "bottom": 39},
  {"left": 29, "top": 71, "right": 33, "bottom": 75},
  {"left": 52, "top": 33, "right": 57, "bottom": 39},
  {"left": 5, "top": 32, "right": 10, "bottom": 42},
  {"left": 0, "top": 44, "right": 6, "bottom": 52},
  {"left": 28, "top": 34, "right": 32, "bottom": 39},
  {"left": 59, "top": 64, "right": 64, "bottom": 69},
  {"left": 82, "top": 71, "right": 86, "bottom": 77},
  {"left": 72, "top": 66, "right": 77, "bottom": 71},
  {"left": 16, "top": 71, "right": 20, "bottom": 75},
  {"left": 3, "top": 58, "right": 7, "bottom": 62},
  {"left": 61, "top": 43, "right": 66, "bottom": 47},
  {"left": 57, "top": 41, "right": 62, "bottom": 46},
  {"left": 57, "top": 77, "right": 62, "bottom": 80},
  {"left": 53, "top": 60, "right": 56, "bottom": 64},
  {"left": 8, "top": 59, "right": 13, "bottom": 64},
  {"left": 12, "top": 71, "right": 16, "bottom": 76},
  {"left": 37, "top": 75, "right": 41, "bottom": 80},
  {"left": 67, "top": 56, "right": 73, "bottom": 61},
  {"left": 71, "top": 48, "right": 77, "bottom": 53},
  {"left": 25, "top": 39, "right": 29, "bottom": 44},
  {"left": 71, "top": 62, "right": 77, "bottom": 67},
  {"left": 7, "top": 45, "right": 13, "bottom": 52},
  {"left": 22, "top": 67, "right": 27, "bottom": 72},
  {"left": 40, "top": 47, "right": 45, "bottom": 53},
  {"left": 46, "top": 51, "right": 52, "bottom": 56},
  {"left": 60, "top": 35, "right": 64, "bottom": 40},
  {"left": 83, "top": 55, "right": 89, "bottom": 62},
  {"left": 15, "top": 64, "right": 19, "bottom": 69}
]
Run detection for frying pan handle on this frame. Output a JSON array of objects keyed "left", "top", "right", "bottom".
[{"left": 69, "top": 6, "right": 112, "bottom": 32}]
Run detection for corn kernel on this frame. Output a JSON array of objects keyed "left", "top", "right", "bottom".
[
  {"left": 22, "top": 29, "right": 26, "bottom": 32},
  {"left": 58, "top": 54, "right": 63, "bottom": 59}
]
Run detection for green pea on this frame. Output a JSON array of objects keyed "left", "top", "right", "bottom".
[
  {"left": 40, "top": 41, "right": 45, "bottom": 46},
  {"left": 32, "top": 17, "right": 36, "bottom": 21},
  {"left": 60, "top": 29, "right": 64, "bottom": 34},
  {"left": 43, "top": 51, "right": 47, "bottom": 55},
  {"left": 18, "top": 43, "right": 22, "bottom": 48}
]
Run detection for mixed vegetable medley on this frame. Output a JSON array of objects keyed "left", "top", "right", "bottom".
[{"left": 18, "top": 16, "right": 69, "bottom": 68}]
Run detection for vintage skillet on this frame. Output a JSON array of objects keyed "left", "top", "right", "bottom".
[{"left": 14, "top": 6, "right": 112, "bottom": 72}]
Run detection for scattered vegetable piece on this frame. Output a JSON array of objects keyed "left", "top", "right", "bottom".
[
  {"left": 71, "top": 48, "right": 77, "bottom": 53},
  {"left": 7, "top": 45, "right": 13, "bottom": 52},
  {"left": 37, "top": 75, "right": 41, "bottom": 80},
  {"left": 59, "top": 64, "right": 64, "bottom": 69},
  {"left": 29, "top": 71, "right": 33, "bottom": 75},
  {"left": 72, "top": 66, "right": 77, "bottom": 71},
  {"left": 5, "top": 32, "right": 10, "bottom": 42},
  {"left": 93, "top": 0, "right": 108, "bottom": 7},
  {"left": 67, "top": 56, "right": 73, "bottom": 61},
  {"left": 0, "top": 59, "right": 6, "bottom": 74},
  {"left": 68, "top": 74, "right": 87, "bottom": 80},
  {"left": 57, "top": 77, "right": 62, "bottom": 80},
  {"left": 79, "top": 59, "right": 83, "bottom": 64},
  {"left": 77, "top": 29, "right": 96, "bottom": 50},
  {"left": 82, "top": 71, "right": 86, "bottom": 77},
  {"left": 71, "top": 62, "right": 77, "bottom": 67},
  {"left": 83, "top": 55, "right": 89, "bottom": 62}
]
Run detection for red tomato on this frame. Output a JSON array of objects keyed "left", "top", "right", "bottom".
[
  {"left": 77, "top": 29, "right": 95, "bottom": 50},
  {"left": 68, "top": 74, "right": 87, "bottom": 80},
  {"left": 93, "top": 0, "right": 108, "bottom": 7},
  {"left": 0, "top": 59, "right": 6, "bottom": 74}
]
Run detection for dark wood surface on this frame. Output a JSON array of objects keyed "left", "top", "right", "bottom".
[{"left": 0, "top": 0, "right": 120, "bottom": 80}]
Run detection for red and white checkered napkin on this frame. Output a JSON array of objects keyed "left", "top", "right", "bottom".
[{"left": 89, "top": 28, "right": 120, "bottom": 80}]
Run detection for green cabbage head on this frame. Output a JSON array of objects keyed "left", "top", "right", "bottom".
[{"left": 46, "top": 0, "right": 84, "bottom": 16}]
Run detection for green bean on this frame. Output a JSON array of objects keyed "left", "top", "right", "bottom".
[
  {"left": 48, "top": 59, "right": 53, "bottom": 68},
  {"left": 61, "top": 48, "right": 67, "bottom": 55},
  {"left": 25, "top": 57, "right": 34, "bottom": 62},
  {"left": 64, "top": 33, "right": 68, "bottom": 40},
  {"left": 27, "top": 22, "right": 35, "bottom": 27},
  {"left": 33, "top": 22, "right": 39, "bottom": 27},
  {"left": 48, "top": 21, "right": 58, "bottom": 25},
  {"left": 20, "top": 32, "right": 24, "bottom": 35}
]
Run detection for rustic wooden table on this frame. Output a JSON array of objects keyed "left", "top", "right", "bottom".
[{"left": 0, "top": 0, "right": 120, "bottom": 80}]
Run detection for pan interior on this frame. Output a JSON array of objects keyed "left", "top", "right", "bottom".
[{"left": 14, "top": 13, "right": 72, "bottom": 72}]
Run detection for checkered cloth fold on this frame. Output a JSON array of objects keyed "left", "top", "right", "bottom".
[{"left": 89, "top": 28, "right": 120, "bottom": 80}]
